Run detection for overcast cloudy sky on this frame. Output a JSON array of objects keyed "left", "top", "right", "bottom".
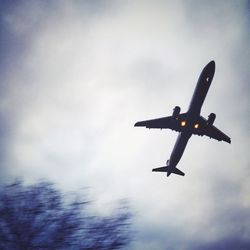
[{"left": 0, "top": 0, "right": 250, "bottom": 249}]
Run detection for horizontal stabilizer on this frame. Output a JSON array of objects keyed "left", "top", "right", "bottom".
[
  {"left": 152, "top": 167, "right": 167, "bottom": 172},
  {"left": 172, "top": 167, "right": 185, "bottom": 176},
  {"left": 152, "top": 166, "right": 185, "bottom": 176}
]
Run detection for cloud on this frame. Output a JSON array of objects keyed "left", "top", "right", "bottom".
[
  {"left": 0, "top": 0, "right": 249, "bottom": 249},
  {"left": 192, "top": 238, "right": 250, "bottom": 250}
]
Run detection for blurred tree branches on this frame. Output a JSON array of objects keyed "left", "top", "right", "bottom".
[{"left": 0, "top": 180, "right": 132, "bottom": 250}]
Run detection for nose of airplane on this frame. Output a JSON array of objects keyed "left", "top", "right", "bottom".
[
  {"left": 205, "top": 60, "right": 215, "bottom": 75},
  {"left": 208, "top": 60, "right": 215, "bottom": 71},
  {"left": 209, "top": 60, "right": 215, "bottom": 67}
]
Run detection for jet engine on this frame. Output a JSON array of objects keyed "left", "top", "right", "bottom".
[
  {"left": 207, "top": 113, "right": 216, "bottom": 125},
  {"left": 172, "top": 106, "right": 181, "bottom": 118}
]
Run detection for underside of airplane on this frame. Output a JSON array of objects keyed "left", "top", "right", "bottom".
[{"left": 135, "top": 61, "right": 231, "bottom": 177}]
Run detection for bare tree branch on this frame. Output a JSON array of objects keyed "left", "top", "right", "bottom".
[{"left": 0, "top": 180, "right": 132, "bottom": 250}]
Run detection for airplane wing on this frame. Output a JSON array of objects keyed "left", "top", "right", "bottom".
[
  {"left": 193, "top": 116, "right": 231, "bottom": 144},
  {"left": 134, "top": 113, "right": 188, "bottom": 132}
]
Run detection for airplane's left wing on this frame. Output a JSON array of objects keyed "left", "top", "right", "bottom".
[
  {"left": 134, "top": 113, "right": 187, "bottom": 132},
  {"left": 193, "top": 116, "right": 231, "bottom": 144}
]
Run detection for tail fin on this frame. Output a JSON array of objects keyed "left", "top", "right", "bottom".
[{"left": 152, "top": 166, "right": 185, "bottom": 176}]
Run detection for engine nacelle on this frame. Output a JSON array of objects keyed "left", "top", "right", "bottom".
[
  {"left": 207, "top": 113, "right": 216, "bottom": 125},
  {"left": 172, "top": 106, "right": 181, "bottom": 118}
]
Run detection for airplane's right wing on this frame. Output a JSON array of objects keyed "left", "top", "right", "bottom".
[
  {"left": 193, "top": 116, "right": 231, "bottom": 144},
  {"left": 134, "top": 113, "right": 188, "bottom": 132}
]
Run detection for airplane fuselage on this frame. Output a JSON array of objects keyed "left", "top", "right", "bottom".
[{"left": 167, "top": 61, "right": 215, "bottom": 175}]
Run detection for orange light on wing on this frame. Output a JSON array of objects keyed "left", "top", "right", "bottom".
[
  {"left": 181, "top": 121, "right": 186, "bottom": 127},
  {"left": 194, "top": 123, "right": 199, "bottom": 129}
]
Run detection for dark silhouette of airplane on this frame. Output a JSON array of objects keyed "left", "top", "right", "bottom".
[{"left": 134, "top": 61, "right": 231, "bottom": 177}]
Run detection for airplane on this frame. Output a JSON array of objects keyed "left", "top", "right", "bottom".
[{"left": 134, "top": 61, "right": 231, "bottom": 177}]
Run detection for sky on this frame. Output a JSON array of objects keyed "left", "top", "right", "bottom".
[{"left": 0, "top": 0, "right": 250, "bottom": 249}]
